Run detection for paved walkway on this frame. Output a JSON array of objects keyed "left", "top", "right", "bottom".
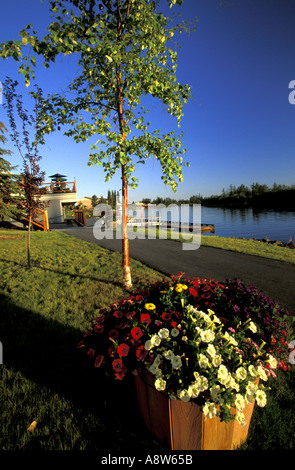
[{"left": 51, "top": 221, "right": 295, "bottom": 315}]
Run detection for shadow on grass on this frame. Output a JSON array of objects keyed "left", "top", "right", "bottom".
[
  {"left": 0, "top": 256, "right": 124, "bottom": 289},
  {"left": 0, "top": 292, "right": 163, "bottom": 451}
]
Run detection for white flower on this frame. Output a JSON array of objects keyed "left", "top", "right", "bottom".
[
  {"left": 236, "top": 411, "right": 247, "bottom": 427},
  {"left": 198, "top": 311, "right": 211, "bottom": 323},
  {"left": 151, "top": 334, "right": 161, "bottom": 347},
  {"left": 197, "top": 375, "right": 209, "bottom": 392},
  {"left": 257, "top": 365, "right": 268, "bottom": 381},
  {"left": 154, "top": 378, "right": 166, "bottom": 392},
  {"left": 181, "top": 335, "right": 188, "bottom": 342},
  {"left": 235, "top": 394, "right": 246, "bottom": 411},
  {"left": 171, "top": 328, "right": 179, "bottom": 337},
  {"left": 267, "top": 354, "right": 277, "bottom": 369},
  {"left": 178, "top": 389, "right": 190, "bottom": 402},
  {"left": 144, "top": 340, "right": 152, "bottom": 351},
  {"left": 245, "top": 380, "right": 258, "bottom": 404},
  {"left": 199, "top": 354, "right": 210, "bottom": 369},
  {"left": 248, "top": 321, "right": 257, "bottom": 333},
  {"left": 149, "top": 363, "right": 161, "bottom": 376},
  {"left": 222, "top": 373, "right": 233, "bottom": 389},
  {"left": 163, "top": 349, "right": 173, "bottom": 360},
  {"left": 248, "top": 365, "right": 257, "bottom": 378},
  {"left": 230, "top": 377, "right": 240, "bottom": 392},
  {"left": 188, "top": 383, "right": 200, "bottom": 398},
  {"left": 203, "top": 402, "right": 218, "bottom": 419},
  {"left": 158, "top": 328, "right": 170, "bottom": 339},
  {"left": 171, "top": 355, "right": 182, "bottom": 369},
  {"left": 217, "top": 365, "right": 229, "bottom": 383},
  {"left": 212, "top": 354, "right": 222, "bottom": 367},
  {"left": 153, "top": 355, "right": 161, "bottom": 366},
  {"left": 207, "top": 344, "right": 216, "bottom": 358},
  {"left": 223, "top": 331, "right": 238, "bottom": 346},
  {"left": 200, "top": 329, "right": 215, "bottom": 343},
  {"left": 255, "top": 389, "right": 267, "bottom": 407},
  {"left": 213, "top": 315, "right": 221, "bottom": 324},
  {"left": 236, "top": 367, "right": 247, "bottom": 381}
]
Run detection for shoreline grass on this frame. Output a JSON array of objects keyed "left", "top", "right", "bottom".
[{"left": 0, "top": 229, "right": 294, "bottom": 450}]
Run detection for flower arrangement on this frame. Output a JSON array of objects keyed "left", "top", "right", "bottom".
[{"left": 78, "top": 273, "right": 293, "bottom": 425}]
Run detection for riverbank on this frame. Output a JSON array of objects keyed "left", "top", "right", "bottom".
[{"left": 200, "top": 234, "right": 295, "bottom": 264}]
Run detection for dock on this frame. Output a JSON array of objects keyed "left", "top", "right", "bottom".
[{"left": 126, "top": 217, "right": 215, "bottom": 233}]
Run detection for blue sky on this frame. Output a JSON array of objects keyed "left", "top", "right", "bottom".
[{"left": 1, "top": 0, "right": 295, "bottom": 201}]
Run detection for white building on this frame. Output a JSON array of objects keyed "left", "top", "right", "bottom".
[{"left": 39, "top": 174, "right": 78, "bottom": 224}]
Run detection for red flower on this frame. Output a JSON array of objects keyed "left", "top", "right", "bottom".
[
  {"left": 114, "top": 310, "right": 123, "bottom": 318},
  {"left": 140, "top": 313, "right": 151, "bottom": 325},
  {"left": 94, "top": 355, "right": 104, "bottom": 368},
  {"left": 117, "top": 343, "right": 130, "bottom": 357},
  {"left": 162, "top": 311, "right": 172, "bottom": 321},
  {"left": 115, "top": 368, "right": 127, "bottom": 380},
  {"left": 126, "top": 310, "right": 136, "bottom": 319},
  {"left": 77, "top": 340, "right": 84, "bottom": 349},
  {"left": 87, "top": 348, "right": 95, "bottom": 357},
  {"left": 189, "top": 287, "right": 198, "bottom": 297},
  {"left": 131, "top": 327, "right": 143, "bottom": 341},
  {"left": 109, "top": 329, "right": 119, "bottom": 340},
  {"left": 136, "top": 345, "right": 148, "bottom": 361},
  {"left": 94, "top": 323, "right": 104, "bottom": 334},
  {"left": 112, "top": 358, "right": 127, "bottom": 380},
  {"left": 112, "top": 358, "right": 124, "bottom": 371}
]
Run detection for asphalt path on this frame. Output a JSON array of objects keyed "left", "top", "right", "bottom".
[{"left": 52, "top": 221, "right": 295, "bottom": 315}]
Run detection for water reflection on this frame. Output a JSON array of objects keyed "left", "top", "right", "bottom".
[{"left": 137, "top": 204, "right": 295, "bottom": 242}]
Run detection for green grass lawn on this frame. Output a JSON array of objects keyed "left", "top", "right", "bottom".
[{"left": 0, "top": 229, "right": 294, "bottom": 450}]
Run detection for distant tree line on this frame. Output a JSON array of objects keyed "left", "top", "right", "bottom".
[
  {"left": 141, "top": 182, "right": 295, "bottom": 210},
  {"left": 201, "top": 182, "right": 295, "bottom": 210},
  {"left": 141, "top": 194, "right": 203, "bottom": 206}
]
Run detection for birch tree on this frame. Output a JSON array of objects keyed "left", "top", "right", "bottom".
[{"left": 0, "top": 0, "right": 193, "bottom": 288}]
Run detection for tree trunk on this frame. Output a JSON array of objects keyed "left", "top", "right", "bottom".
[
  {"left": 121, "top": 164, "right": 132, "bottom": 289},
  {"left": 28, "top": 214, "right": 31, "bottom": 267}
]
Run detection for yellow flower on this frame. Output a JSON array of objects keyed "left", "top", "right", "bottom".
[
  {"left": 145, "top": 303, "right": 156, "bottom": 310},
  {"left": 175, "top": 284, "right": 183, "bottom": 293},
  {"left": 27, "top": 421, "right": 37, "bottom": 432}
]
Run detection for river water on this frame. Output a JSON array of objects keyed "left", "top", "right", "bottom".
[{"left": 138, "top": 205, "right": 295, "bottom": 243}]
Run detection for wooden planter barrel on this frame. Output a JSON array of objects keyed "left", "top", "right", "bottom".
[{"left": 134, "top": 374, "right": 256, "bottom": 450}]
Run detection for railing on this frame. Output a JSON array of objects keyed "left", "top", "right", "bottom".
[
  {"left": 75, "top": 210, "right": 86, "bottom": 226},
  {"left": 126, "top": 216, "right": 161, "bottom": 226},
  {"left": 23, "top": 209, "right": 49, "bottom": 231},
  {"left": 39, "top": 181, "right": 77, "bottom": 194}
]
